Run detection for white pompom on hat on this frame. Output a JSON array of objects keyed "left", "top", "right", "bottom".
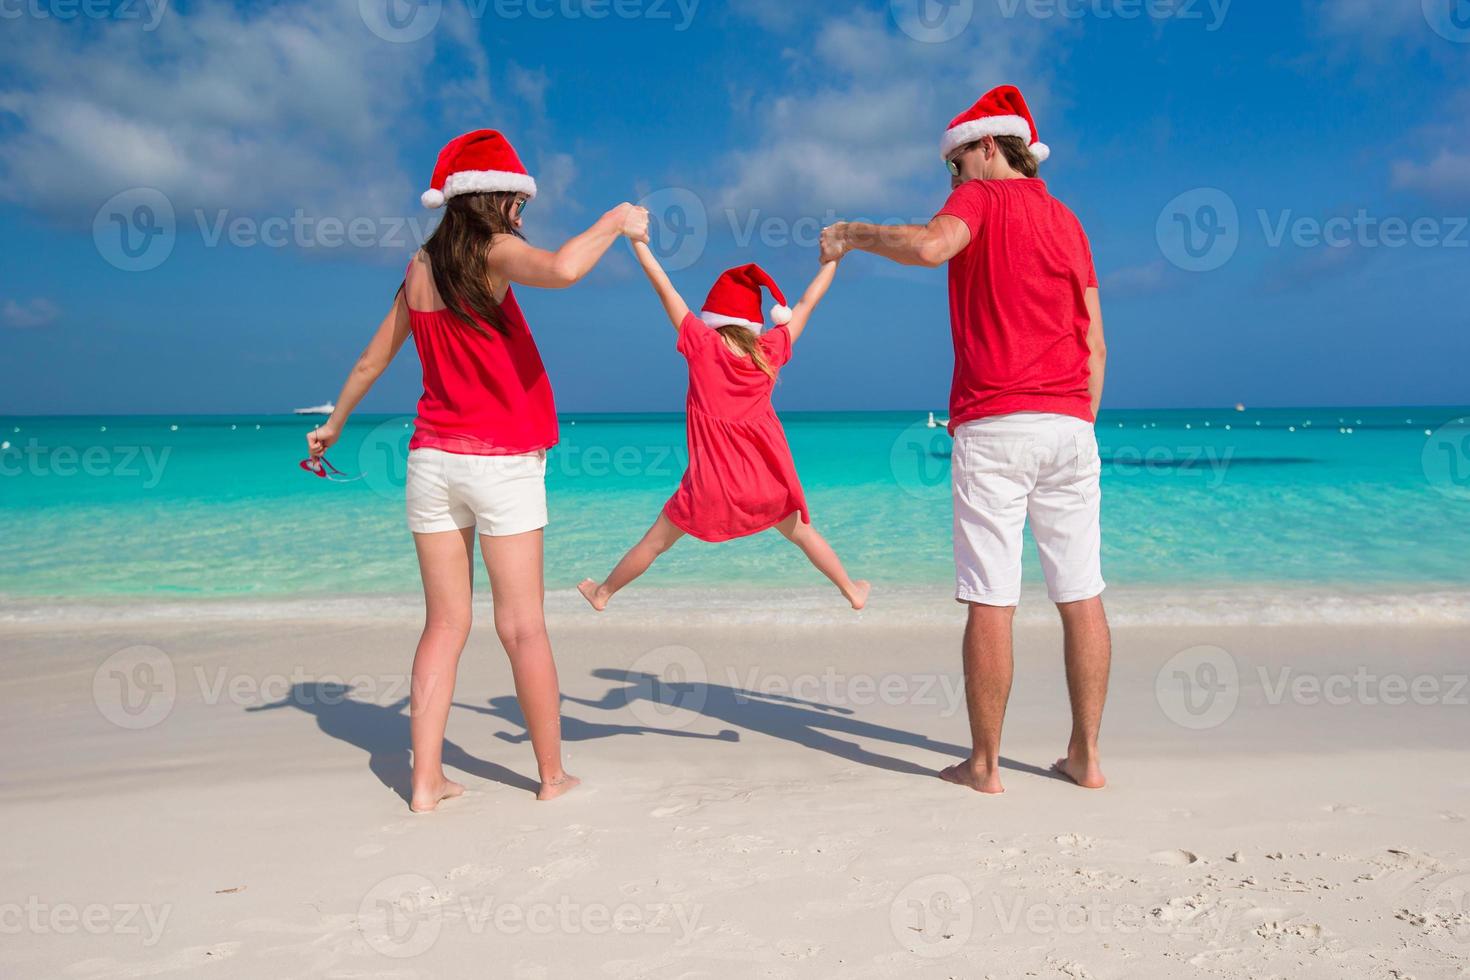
[{"left": 421, "top": 129, "right": 537, "bottom": 209}]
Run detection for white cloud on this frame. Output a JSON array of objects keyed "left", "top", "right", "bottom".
[
  {"left": 1102, "top": 260, "right": 1170, "bottom": 297},
  {"left": 1392, "top": 150, "right": 1470, "bottom": 203},
  {"left": 2, "top": 298, "right": 60, "bottom": 329},
  {"left": 714, "top": 8, "right": 1058, "bottom": 216},
  {"left": 0, "top": 0, "right": 491, "bottom": 225},
  {"left": 507, "top": 63, "right": 551, "bottom": 117},
  {"left": 1311, "top": 0, "right": 1426, "bottom": 40}
]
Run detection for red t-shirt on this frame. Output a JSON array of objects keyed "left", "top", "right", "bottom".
[
  {"left": 936, "top": 178, "right": 1098, "bottom": 430},
  {"left": 407, "top": 286, "right": 559, "bottom": 455}
]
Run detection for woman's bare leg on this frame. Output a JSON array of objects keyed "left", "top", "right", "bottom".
[
  {"left": 408, "top": 527, "right": 476, "bottom": 812},
  {"left": 482, "top": 528, "right": 578, "bottom": 800},
  {"left": 776, "top": 513, "right": 870, "bottom": 610},
  {"left": 579, "top": 513, "right": 686, "bottom": 611}
]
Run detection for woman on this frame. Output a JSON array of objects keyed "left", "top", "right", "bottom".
[{"left": 307, "top": 130, "right": 649, "bottom": 809}]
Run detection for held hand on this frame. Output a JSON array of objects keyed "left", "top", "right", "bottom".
[
  {"left": 307, "top": 423, "right": 339, "bottom": 460},
  {"left": 819, "top": 223, "right": 850, "bottom": 264},
  {"left": 619, "top": 204, "right": 650, "bottom": 244}
]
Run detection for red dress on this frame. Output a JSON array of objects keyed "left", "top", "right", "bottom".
[{"left": 664, "top": 314, "right": 810, "bottom": 542}]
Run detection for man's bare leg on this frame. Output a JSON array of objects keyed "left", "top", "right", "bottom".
[
  {"left": 1053, "top": 595, "right": 1110, "bottom": 789},
  {"left": 940, "top": 602, "right": 1015, "bottom": 794}
]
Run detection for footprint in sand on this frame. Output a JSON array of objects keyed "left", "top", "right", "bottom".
[
  {"left": 353, "top": 843, "right": 385, "bottom": 858},
  {"left": 1323, "top": 803, "right": 1369, "bottom": 815},
  {"left": 649, "top": 784, "right": 752, "bottom": 818},
  {"left": 1150, "top": 849, "right": 1200, "bottom": 867},
  {"left": 1254, "top": 919, "right": 1326, "bottom": 940},
  {"left": 1441, "top": 811, "right": 1465, "bottom": 823}
]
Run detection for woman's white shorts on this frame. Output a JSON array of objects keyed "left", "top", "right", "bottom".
[{"left": 405, "top": 448, "right": 548, "bottom": 537}]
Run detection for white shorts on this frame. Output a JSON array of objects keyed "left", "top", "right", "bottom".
[
  {"left": 952, "top": 412, "right": 1105, "bottom": 606},
  {"left": 405, "top": 448, "right": 548, "bottom": 537}
]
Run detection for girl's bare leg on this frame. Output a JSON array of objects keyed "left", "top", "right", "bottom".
[
  {"left": 408, "top": 527, "right": 476, "bottom": 812},
  {"left": 579, "top": 513, "right": 686, "bottom": 611},
  {"left": 481, "top": 528, "right": 578, "bottom": 801},
  {"left": 776, "top": 513, "right": 870, "bottom": 610}
]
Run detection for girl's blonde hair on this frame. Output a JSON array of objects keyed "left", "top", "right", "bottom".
[{"left": 716, "top": 325, "right": 776, "bottom": 381}]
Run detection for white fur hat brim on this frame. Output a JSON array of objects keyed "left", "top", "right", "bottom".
[
  {"left": 941, "top": 116, "right": 1050, "bottom": 164},
  {"left": 422, "top": 169, "right": 538, "bottom": 209}
]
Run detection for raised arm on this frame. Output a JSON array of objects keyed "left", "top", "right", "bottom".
[
  {"left": 630, "top": 239, "right": 691, "bottom": 331},
  {"left": 819, "top": 215, "right": 970, "bottom": 268},
  {"left": 307, "top": 290, "right": 413, "bottom": 459},
  {"left": 783, "top": 260, "right": 839, "bottom": 344},
  {"left": 488, "top": 203, "right": 649, "bottom": 290},
  {"left": 1084, "top": 287, "right": 1106, "bottom": 419}
]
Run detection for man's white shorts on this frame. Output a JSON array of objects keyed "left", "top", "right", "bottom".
[
  {"left": 952, "top": 412, "right": 1105, "bottom": 606},
  {"left": 406, "top": 448, "right": 548, "bottom": 537}
]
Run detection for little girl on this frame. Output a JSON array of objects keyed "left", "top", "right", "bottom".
[{"left": 578, "top": 242, "right": 869, "bottom": 611}]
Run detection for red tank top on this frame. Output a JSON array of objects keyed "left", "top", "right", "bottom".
[{"left": 407, "top": 283, "right": 559, "bottom": 456}]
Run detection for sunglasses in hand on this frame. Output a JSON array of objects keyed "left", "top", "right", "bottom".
[{"left": 299, "top": 456, "right": 363, "bottom": 483}]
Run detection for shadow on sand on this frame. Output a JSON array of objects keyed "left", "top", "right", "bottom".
[
  {"left": 464, "top": 669, "right": 1057, "bottom": 781},
  {"left": 248, "top": 682, "right": 540, "bottom": 803}
]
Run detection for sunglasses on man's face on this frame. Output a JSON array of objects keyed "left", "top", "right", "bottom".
[{"left": 946, "top": 140, "right": 987, "bottom": 177}]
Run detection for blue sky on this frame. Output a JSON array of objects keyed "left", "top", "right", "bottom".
[{"left": 1, "top": 0, "right": 1467, "bottom": 415}]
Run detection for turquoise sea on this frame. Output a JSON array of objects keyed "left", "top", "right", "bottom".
[{"left": 2, "top": 408, "right": 1468, "bottom": 614}]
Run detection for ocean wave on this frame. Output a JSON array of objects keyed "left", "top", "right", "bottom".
[{"left": 4, "top": 585, "right": 1470, "bottom": 629}]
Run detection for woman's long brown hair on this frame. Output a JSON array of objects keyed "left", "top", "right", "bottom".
[
  {"left": 420, "top": 191, "right": 523, "bottom": 336},
  {"left": 716, "top": 325, "right": 776, "bottom": 382}
]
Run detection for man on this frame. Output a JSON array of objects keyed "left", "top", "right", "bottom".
[{"left": 819, "top": 85, "right": 1110, "bottom": 794}]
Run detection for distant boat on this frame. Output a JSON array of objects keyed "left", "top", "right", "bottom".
[
  {"left": 294, "top": 403, "right": 335, "bottom": 416},
  {"left": 927, "top": 411, "right": 951, "bottom": 429},
  {"left": 1235, "top": 403, "right": 1247, "bottom": 412}
]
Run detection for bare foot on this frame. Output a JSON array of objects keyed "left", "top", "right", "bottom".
[
  {"left": 577, "top": 579, "right": 609, "bottom": 612},
  {"left": 846, "top": 580, "right": 872, "bottom": 611},
  {"left": 409, "top": 778, "right": 465, "bottom": 813},
  {"left": 939, "top": 760, "right": 1005, "bottom": 794},
  {"left": 1052, "top": 755, "right": 1107, "bottom": 789},
  {"left": 537, "top": 773, "right": 581, "bottom": 801}
]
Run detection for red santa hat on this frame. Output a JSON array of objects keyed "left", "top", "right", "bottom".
[
  {"left": 699, "top": 264, "right": 792, "bottom": 333},
  {"left": 421, "top": 130, "right": 537, "bottom": 209},
  {"left": 939, "top": 85, "right": 1050, "bottom": 165}
]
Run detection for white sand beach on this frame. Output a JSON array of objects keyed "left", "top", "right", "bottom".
[{"left": 2, "top": 594, "right": 1468, "bottom": 979}]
